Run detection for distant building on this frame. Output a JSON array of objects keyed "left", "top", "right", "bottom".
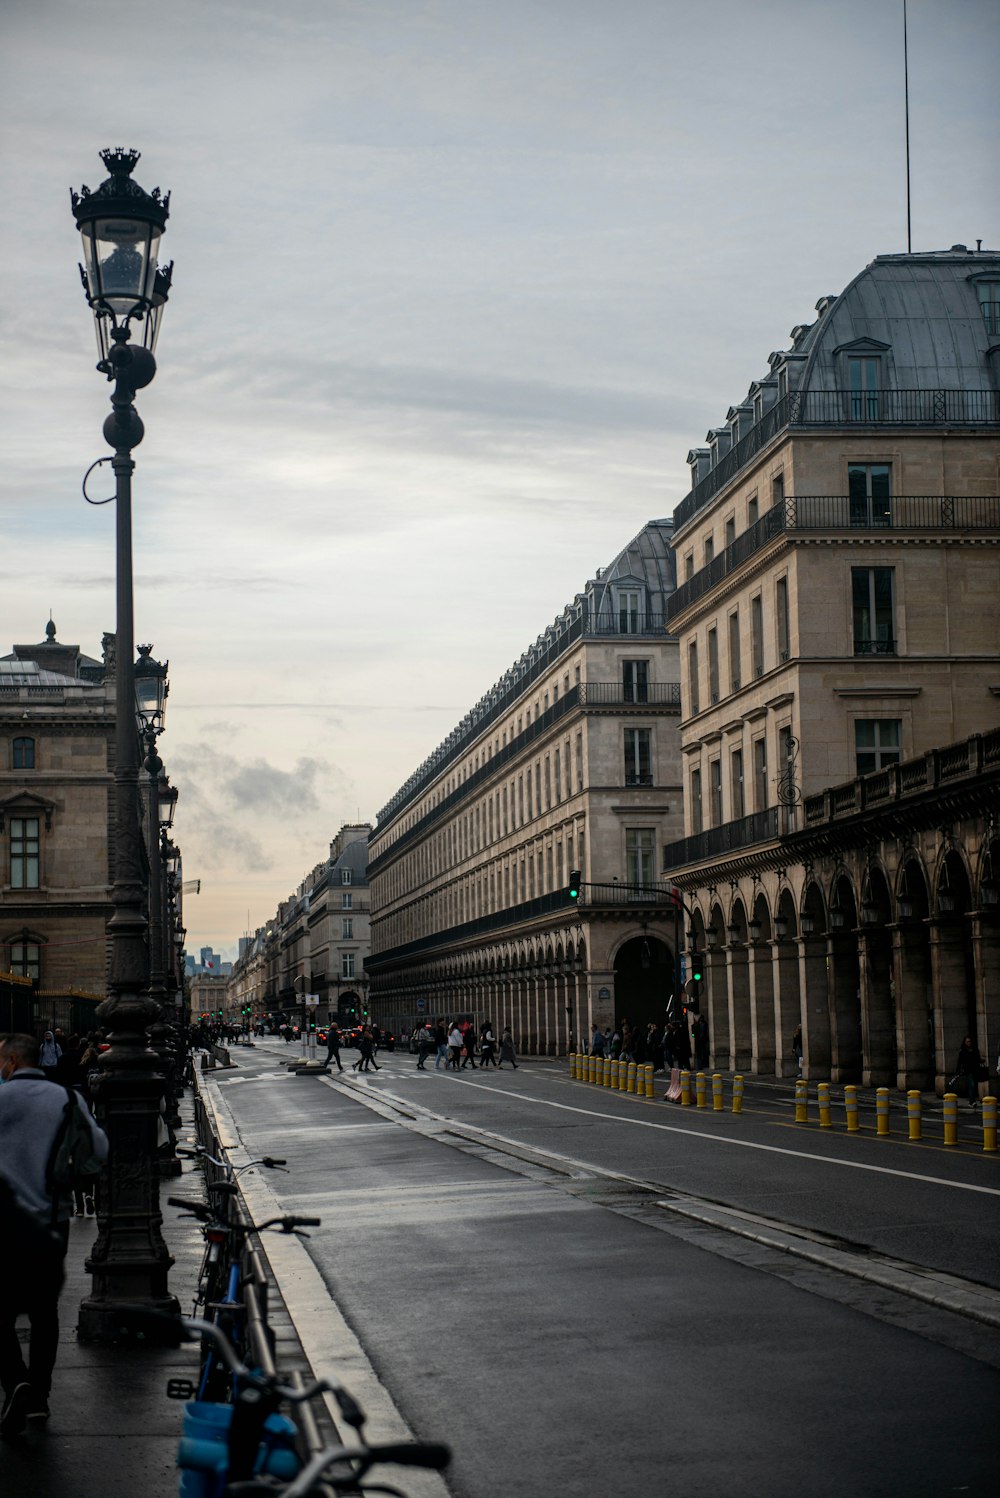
[
  {"left": 0, "top": 621, "right": 113, "bottom": 1029},
  {"left": 367, "top": 521, "right": 684, "bottom": 1051},
  {"left": 227, "top": 824, "right": 373, "bottom": 1027},
  {"left": 663, "top": 246, "right": 1000, "bottom": 1089}
]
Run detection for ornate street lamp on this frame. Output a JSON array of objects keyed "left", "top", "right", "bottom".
[
  {"left": 705, "top": 924, "right": 718, "bottom": 950},
  {"left": 800, "top": 912, "right": 815, "bottom": 936},
  {"left": 774, "top": 913, "right": 789, "bottom": 940},
  {"left": 134, "top": 643, "right": 168, "bottom": 772},
  {"left": 72, "top": 148, "right": 178, "bottom": 1339}
]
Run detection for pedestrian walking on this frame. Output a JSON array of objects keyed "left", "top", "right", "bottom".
[
  {"left": 498, "top": 1025, "right": 518, "bottom": 1069},
  {"left": 0, "top": 1032, "right": 108, "bottom": 1435},
  {"left": 952, "top": 1035, "right": 985, "bottom": 1110},
  {"left": 479, "top": 1021, "right": 498, "bottom": 1068},
  {"left": 353, "top": 1027, "right": 380, "bottom": 1072},
  {"left": 693, "top": 1013, "right": 710, "bottom": 1068},
  {"left": 792, "top": 1024, "right": 803, "bottom": 1073},
  {"left": 322, "top": 1023, "right": 344, "bottom": 1072},
  {"left": 460, "top": 1023, "right": 477, "bottom": 1068},
  {"left": 38, "top": 1031, "right": 62, "bottom": 1081},
  {"left": 416, "top": 1025, "right": 434, "bottom": 1069},
  {"left": 434, "top": 1019, "right": 448, "bottom": 1070},
  {"left": 447, "top": 1023, "right": 463, "bottom": 1069},
  {"left": 590, "top": 1025, "right": 605, "bottom": 1057}
]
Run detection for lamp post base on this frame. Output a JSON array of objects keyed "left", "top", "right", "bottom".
[{"left": 77, "top": 1287, "right": 181, "bottom": 1345}]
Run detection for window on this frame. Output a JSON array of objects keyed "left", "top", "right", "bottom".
[
  {"left": 341, "top": 953, "right": 356, "bottom": 979},
  {"left": 704, "top": 536, "right": 715, "bottom": 565},
  {"left": 855, "top": 719, "right": 901, "bottom": 774},
  {"left": 11, "top": 817, "right": 39, "bottom": 889},
  {"left": 753, "top": 737, "right": 768, "bottom": 810},
  {"left": 544, "top": 756, "right": 552, "bottom": 808},
  {"left": 977, "top": 282, "right": 1000, "bottom": 335},
  {"left": 341, "top": 868, "right": 352, "bottom": 885},
  {"left": 777, "top": 367, "right": 788, "bottom": 401},
  {"left": 12, "top": 737, "right": 35, "bottom": 770},
  {"left": 7, "top": 938, "right": 40, "bottom": 981},
  {"left": 848, "top": 464, "right": 892, "bottom": 526},
  {"left": 707, "top": 629, "right": 719, "bottom": 703},
  {"left": 728, "top": 611, "right": 741, "bottom": 693},
  {"left": 771, "top": 471, "right": 785, "bottom": 508},
  {"left": 554, "top": 749, "right": 562, "bottom": 803},
  {"left": 342, "top": 918, "right": 353, "bottom": 939},
  {"left": 623, "top": 659, "right": 649, "bottom": 703},
  {"left": 690, "top": 769, "right": 703, "bottom": 833},
  {"left": 341, "top": 892, "right": 352, "bottom": 909},
  {"left": 684, "top": 552, "right": 694, "bottom": 581},
  {"left": 725, "top": 516, "right": 736, "bottom": 548},
  {"left": 626, "top": 828, "right": 654, "bottom": 886},
  {"left": 852, "top": 567, "right": 895, "bottom": 654},
  {"left": 747, "top": 496, "right": 759, "bottom": 527},
  {"left": 575, "top": 733, "right": 583, "bottom": 791},
  {"left": 751, "top": 595, "right": 764, "bottom": 677},
  {"left": 619, "top": 590, "right": 641, "bottom": 633},
  {"left": 848, "top": 356, "right": 880, "bottom": 420},
  {"left": 776, "top": 577, "right": 790, "bottom": 661},
  {"left": 624, "top": 728, "right": 653, "bottom": 786},
  {"left": 753, "top": 392, "right": 764, "bottom": 423},
  {"left": 731, "top": 749, "right": 745, "bottom": 820},
  {"left": 709, "top": 760, "right": 722, "bottom": 826}
]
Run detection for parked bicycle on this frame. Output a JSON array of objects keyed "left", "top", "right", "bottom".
[{"left": 118, "top": 1309, "right": 450, "bottom": 1497}]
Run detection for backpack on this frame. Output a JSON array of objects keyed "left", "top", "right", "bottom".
[{"left": 46, "top": 1086, "right": 104, "bottom": 1205}]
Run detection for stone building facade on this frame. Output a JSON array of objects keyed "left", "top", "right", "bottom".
[
  {"left": 0, "top": 622, "right": 113, "bottom": 1010},
  {"left": 366, "top": 521, "right": 685, "bottom": 1052},
  {"left": 663, "top": 247, "right": 1000, "bottom": 1090},
  {"left": 227, "top": 823, "right": 373, "bottom": 1028}
]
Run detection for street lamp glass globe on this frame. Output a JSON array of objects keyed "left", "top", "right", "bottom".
[{"left": 134, "top": 645, "right": 168, "bottom": 732}]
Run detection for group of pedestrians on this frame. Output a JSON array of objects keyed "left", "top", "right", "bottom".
[
  {"left": 589, "top": 1015, "right": 709, "bottom": 1071},
  {"left": 412, "top": 1019, "right": 518, "bottom": 1071}
]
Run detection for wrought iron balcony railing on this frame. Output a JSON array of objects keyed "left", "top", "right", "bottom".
[
  {"left": 673, "top": 390, "right": 1000, "bottom": 533},
  {"left": 580, "top": 682, "right": 682, "bottom": 706},
  {"left": 661, "top": 807, "right": 780, "bottom": 871},
  {"left": 667, "top": 494, "right": 1000, "bottom": 620}
]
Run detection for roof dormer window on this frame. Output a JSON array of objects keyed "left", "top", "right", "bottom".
[
  {"left": 848, "top": 356, "right": 880, "bottom": 420},
  {"left": 976, "top": 281, "right": 1000, "bottom": 335},
  {"left": 777, "top": 366, "right": 788, "bottom": 401}
]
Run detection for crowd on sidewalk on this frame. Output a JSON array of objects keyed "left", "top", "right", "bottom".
[{"left": 588, "top": 1016, "right": 709, "bottom": 1073}]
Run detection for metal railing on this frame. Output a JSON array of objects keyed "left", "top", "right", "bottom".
[
  {"left": 661, "top": 807, "right": 779, "bottom": 871},
  {"left": 580, "top": 681, "right": 681, "bottom": 706},
  {"left": 673, "top": 390, "right": 1000, "bottom": 532},
  {"left": 801, "top": 729, "right": 1000, "bottom": 828},
  {"left": 668, "top": 494, "right": 1000, "bottom": 620}
]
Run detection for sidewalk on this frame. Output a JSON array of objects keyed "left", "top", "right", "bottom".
[{"left": 4, "top": 1096, "right": 203, "bottom": 1498}]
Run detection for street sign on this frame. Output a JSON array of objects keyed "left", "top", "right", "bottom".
[
  {"left": 679, "top": 955, "right": 687, "bottom": 982},
  {"left": 304, "top": 994, "right": 319, "bottom": 1006},
  {"left": 416, "top": 997, "right": 426, "bottom": 1012}
]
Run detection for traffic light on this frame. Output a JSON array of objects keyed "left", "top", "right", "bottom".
[
  {"left": 670, "top": 887, "right": 683, "bottom": 909},
  {"left": 568, "top": 869, "right": 581, "bottom": 901}
]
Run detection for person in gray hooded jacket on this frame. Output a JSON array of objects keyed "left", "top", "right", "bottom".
[{"left": 0, "top": 1032, "right": 108, "bottom": 1436}]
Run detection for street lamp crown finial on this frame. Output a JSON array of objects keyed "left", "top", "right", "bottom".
[{"left": 100, "top": 147, "right": 141, "bottom": 178}]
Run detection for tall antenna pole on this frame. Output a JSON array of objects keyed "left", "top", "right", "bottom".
[{"left": 904, "top": 0, "right": 912, "bottom": 253}]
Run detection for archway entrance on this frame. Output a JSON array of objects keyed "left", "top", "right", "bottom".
[{"left": 613, "top": 933, "right": 673, "bottom": 1034}]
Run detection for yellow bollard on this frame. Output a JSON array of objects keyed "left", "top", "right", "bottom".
[
  {"left": 876, "top": 1087, "right": 890, "bottom": 1137},
  {"left": 794, "top": 1078, "right": 808, "bottom": 1123},
  {"left": 712, "top": 1073, "right": 724, "bottom": 1111},
  {"left": 943, "top": 1092, "right": 958, "bottom": 1146},
  {"left": 626, "top": 1061, "right": 637, "bottom": 1094},
  {"left": 619, "top": 1060, "right": 629, "bottom": 1092},
  {"left": 610, "top": 1059, "right": 619, "bottom": 1090},
  {"left": 818, "top": 1082, "right": 831, "bottom": 1128},
  {"left": 844, "top": 1085, "right": 859, "bottom": 1132},
  {"left": 589, "top": 1054, "right": 596, "bottom": 1084},
  {"left": 732, "top": 1075, "right": 744, "bottom": 1114},
  {"left": 570, "top": 1052, "right": 577, "bottom": 1080},
  {"left": 680, "top": 1070, "right": 692, "bottom": 1106},
  {"left": 603, "top": 1057, "right": 612, "bottom": 1088},
  {"left": 644, "top": 1064, "right": 655, "bottom": 1099},
  {"left": 907, "top": 1090, "right": 922, "bottom": 1142},
  {"left": 695, "top": 1071, "right": 707, "bottom": 1109},
  {"left": 983, "top": 1096, "right": 997, "bottom": 1153}
]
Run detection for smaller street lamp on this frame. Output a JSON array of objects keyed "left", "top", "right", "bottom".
[
  {"left": 705, "top": 924, "right": 718, "bottom": 950},
  {"left": 800, "top": 912, "right": 815, "bottom": 936},
  {"left": 774, "top": 913, "right": 789, "bottom": 940},
  {"left": 158, "top": 775, "right": 178, "bottom": 830}
]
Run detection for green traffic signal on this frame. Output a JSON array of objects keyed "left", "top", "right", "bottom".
[{"left": 568, "top": 869, "right": 581, "bottom": 900}]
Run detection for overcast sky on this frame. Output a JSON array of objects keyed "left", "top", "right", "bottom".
[{"left": 2, "top": 0, "right": 997, "bottom": 960}]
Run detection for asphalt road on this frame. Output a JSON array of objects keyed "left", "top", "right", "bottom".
[{"left": 203, "top": 1041, "right": 1000, "bottom": 1497}]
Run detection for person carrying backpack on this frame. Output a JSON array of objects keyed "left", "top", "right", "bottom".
[{"left": 0, "top": 1032, "right": 108, "bottom": 1435}]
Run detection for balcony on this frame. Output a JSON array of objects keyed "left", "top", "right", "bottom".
[
  {"left": 661, "top": 807, "right": 780, "bottom": 870},
  {"left": 667, "top": 494, "right": 1000, "bottom": 621},
  {"left": 580, "top": 682, "right": 681, "bottom": 707},
  {"left": 673, "top": 389, "right": 1000, "bottom": 533}
]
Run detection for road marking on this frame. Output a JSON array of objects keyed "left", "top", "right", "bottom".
[{"left": 332, "top": 1073, "right": 1000, "bottom": 1199}]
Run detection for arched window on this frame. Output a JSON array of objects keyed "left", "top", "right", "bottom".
[{"left": 12, "top": 737, "right": 35, "bottom": 770}]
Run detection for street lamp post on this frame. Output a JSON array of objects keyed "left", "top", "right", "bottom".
[{"left": 72, "top": 148, "right": 179, "bottom": 1337}]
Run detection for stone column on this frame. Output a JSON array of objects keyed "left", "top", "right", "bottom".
[
  {"left": 724, "top": 942, "right": 752, "bottom": 1071},
  {"left": 704, "top": 947, "right": 730, "bottom": 1069},
  {"left": 891, "top": 920, "right": 933, "bottom": 1090},
  {"left": 826, "top": 933, "right": 860, "bottom": 1082},
  {"left": 747, "top": 939, "right": 776, "bottom": 1074},
  {"left": 859, "top": 928, "right": 896, "bottom": 1088},
  {"left": 970, "top": 913, "right": 1000, "bottom": 1093},
  {"left": 797, "top": 935, "right": 832, "bottom": 1079},
  {"left": 771, "top": 938, "right": 801, "bottom": 1077},
  {"left": 928, "top": 917, "right": 975, "bottom": 1092}
]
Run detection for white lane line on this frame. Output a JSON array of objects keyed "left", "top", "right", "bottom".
[{"left": 331, "top": 1073, "right": 1000, "bottom": 1200}]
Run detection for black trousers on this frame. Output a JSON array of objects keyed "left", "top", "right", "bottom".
[
  {"left": 323, "top": 1046, "right": 343, "bottom": 1070},
  {"left": 0, "top": 1220, "right": 69, "bottom": 1399}
]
